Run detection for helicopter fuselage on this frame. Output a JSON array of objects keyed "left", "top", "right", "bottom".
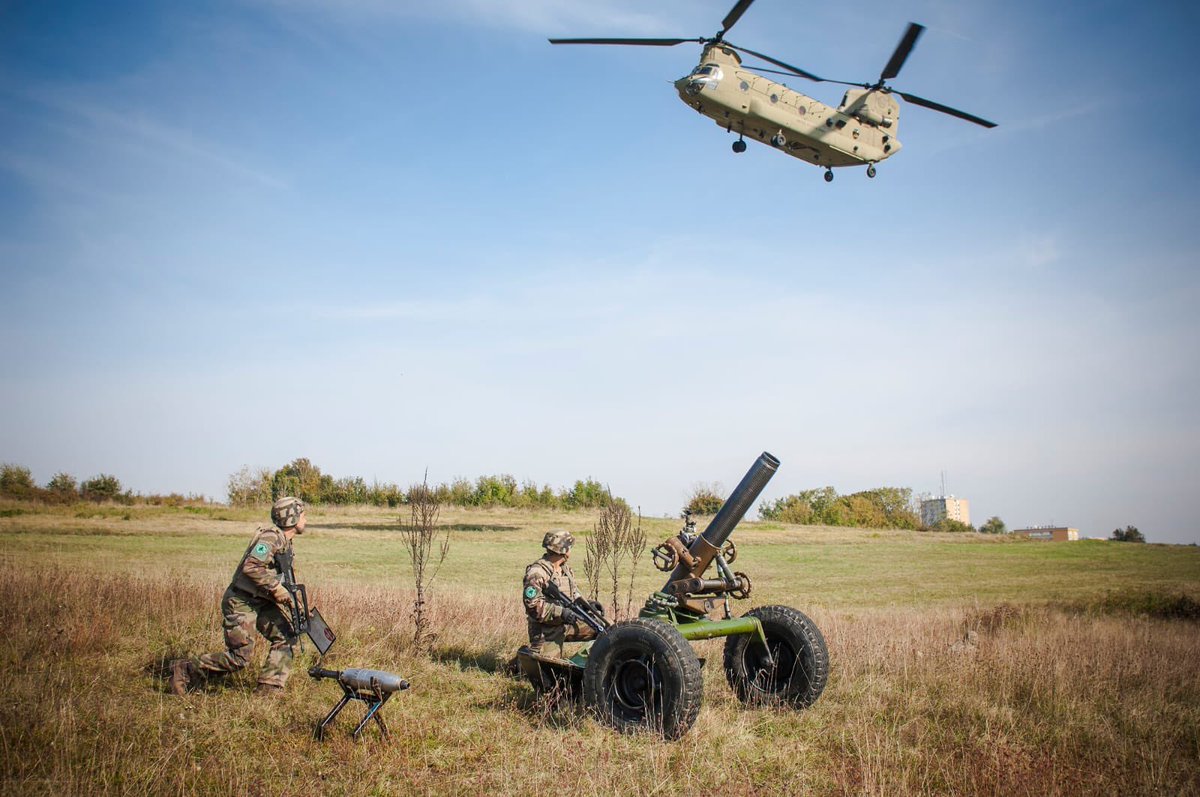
[{"left": 674, "top": 45, "right": 902, "bottom": 169}]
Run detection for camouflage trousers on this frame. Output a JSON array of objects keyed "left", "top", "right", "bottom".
[
  {"left": 527, "top": 619, "right": 597, "bottom": 657},
  {"left": 192, "top": 587, "right": 295, "bottom": 687}
]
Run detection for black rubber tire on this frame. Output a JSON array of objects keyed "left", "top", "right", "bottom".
[
  {"left": 824, "top": 170, "right": 834, "bottom": 182},
  {"left": 732, "top": 139, "right": 747, "bottom": 153},
  {"left": 867, "top": 164, "right": 877, "bottom": 178},
  {"left": 583, "top": 619, "right": 702, "bottom": 740},
  {"left": 723, "top": 605, "right": 829, "bottom": 708}
]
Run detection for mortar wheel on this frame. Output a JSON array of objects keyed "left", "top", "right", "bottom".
[
  {"left": 723, "top": 605, "right": 829, "bottom": 708},
  {"left": 583, "top": 619, "right": 702, "bottom": 740}
]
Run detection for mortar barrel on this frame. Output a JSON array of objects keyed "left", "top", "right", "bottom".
[{"left": 663, "top": 451, "right": 780, "bottom": 588}]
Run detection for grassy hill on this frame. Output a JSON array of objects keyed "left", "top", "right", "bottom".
[{"left": 2, "top": 503, "right": 1198, "bottom": 795}]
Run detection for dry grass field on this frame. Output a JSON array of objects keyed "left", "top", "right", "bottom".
[{"left": 2, "top": 502, "right": 1198, "bottom": 795}]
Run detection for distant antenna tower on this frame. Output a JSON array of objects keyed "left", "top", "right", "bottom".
[{"left": 940, "top": 470, "right": 947, "bottom": 498}]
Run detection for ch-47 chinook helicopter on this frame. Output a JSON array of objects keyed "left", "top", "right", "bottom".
[{"left": 550, "top": 0, "right": 996, "bottom": 182}]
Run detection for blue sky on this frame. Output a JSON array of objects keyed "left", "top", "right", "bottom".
[{"left": 2, "top": 0, "right": 1197, "bottom": 543}]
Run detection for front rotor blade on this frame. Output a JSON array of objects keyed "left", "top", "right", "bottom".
[
  {"left": 548, "top": 37, "right": 696, "bottom": 46},
  {"left": 896, "top": 90, "right": 997, "bottom": 128},
  {"left": 720, "top": 0, "right": 757, "bottom": 35},
  {"left": 880, "top": 22, "right": 924, "bottom": 81},
  {"left": 748, "top": 66, "right": 862, "bottom": 87},
  {"left": 725, "top": 42, "right": 824, "bottom": 82}
]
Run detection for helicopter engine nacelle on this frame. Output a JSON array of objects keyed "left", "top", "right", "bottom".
[{"left": 839, "top": 88, "right": 900, "bottom": 129}]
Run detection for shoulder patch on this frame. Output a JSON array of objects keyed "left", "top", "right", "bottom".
[
  {"left": 251, "top": 542, "right": 271, "bottom": 562},
  {"left": 524, "top": 585, "right": 539, "bottom": 600}
]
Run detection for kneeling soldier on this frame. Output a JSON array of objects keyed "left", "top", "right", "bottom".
[
  {"left": 170, "top": 497, "right": 307, "bottom": 696},
  {"left": 522, "top": 530, "right": 599, "bottom": 657}
]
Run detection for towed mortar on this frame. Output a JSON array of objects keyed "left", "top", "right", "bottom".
[{"left": 516, "top": 451, "right": 829, "bottom": 739}]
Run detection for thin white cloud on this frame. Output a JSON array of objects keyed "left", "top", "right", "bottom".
[
  {"left": 249, "top": 0, "right": 684, "bottom": 35},
  {"left": 3, "top": 82, "right": 286, "bottom": 190},
  {"left": 995, "top": 99, "right": 1106, "bottom": 137}
]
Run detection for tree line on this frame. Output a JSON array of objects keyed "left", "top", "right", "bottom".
[
  {"left": 0, "top": 463, "right": 203, "bottom": 505},
  {"left": 758, "top": 486, "right": 923, "bottom": 529},
  {"left": 227, "top": 457, "right": 622, "bottom": 510}
]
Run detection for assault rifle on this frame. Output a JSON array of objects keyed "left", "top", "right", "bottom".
[
  {"left": 542, "top": 581, "right": 610, "bottom": 636},
  {"left": 275, "top": 549, "right": 336, "bottom": 655}
]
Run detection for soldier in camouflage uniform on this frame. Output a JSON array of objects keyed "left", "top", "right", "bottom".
[
  {"left": 169, "top": 497, "right": 307, "bottom": 697},
  {"left": 522, "top": 530, "right": 601, "bottom": 657}
]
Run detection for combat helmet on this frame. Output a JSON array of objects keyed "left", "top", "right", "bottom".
[
  {"left": 542, "top": 529, "right": 574, "bottom": 554},
  {"left": 271, "top": 497, "right": 305, "bottom": 529}
]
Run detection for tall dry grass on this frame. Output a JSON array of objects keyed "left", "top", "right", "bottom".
[{"left": 2, "top": 562, "right": 1198, "bottom": 796}]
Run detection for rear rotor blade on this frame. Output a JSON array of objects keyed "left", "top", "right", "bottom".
[
  {"left": 720, "top": 0, "right": 757, "bottom": 36},
  {"left": 895, "top": 90, "right": 997, "bottom": 128},
  {"left": 880, "top": 22, "right": 924, "bottom": 81},
  {"left": 548, "top": 37, "right": 697, "bottom": 46},
  {"left": 725, "top": 42, "right": 824, "bottom": 82}
]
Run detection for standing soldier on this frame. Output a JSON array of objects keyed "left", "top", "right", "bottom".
[
  {"left": 522, "top": 530, "right": 601, "bottom": 657},
  {"left": 169, "top": 497, "right": 307, "bottom": 696}
]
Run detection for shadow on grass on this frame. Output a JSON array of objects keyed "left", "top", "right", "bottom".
[
  {"left": 432, "top": 644, "right": 518, "bottom": 675},
  {"left": 484, "top": 678, "right": 588, "bottom": 731},
  {"left": 313, "top": 522, "right": 521, "bottom": 533}
]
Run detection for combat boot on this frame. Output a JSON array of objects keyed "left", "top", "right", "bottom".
[
  {"left": 169, "top": 659, "right": 197, "bottom": 696},
  {"left": 253, "top": 683, "right": 284, "bottom": 697}
]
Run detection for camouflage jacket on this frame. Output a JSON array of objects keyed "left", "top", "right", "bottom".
[
  {"left": 230, "top": 525, "right": 293, "bottom": 600},
  {"left": 523, "top": 557, "right": 581, "bottom": 624}
]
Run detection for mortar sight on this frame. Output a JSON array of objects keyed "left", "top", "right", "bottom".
[{"left": 660, "top": 451, "right": 779, "bottom": 607}]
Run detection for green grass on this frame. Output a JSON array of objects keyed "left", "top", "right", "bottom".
[{"left": 2, "top": 504, "right": 1198, "bottom": 795}]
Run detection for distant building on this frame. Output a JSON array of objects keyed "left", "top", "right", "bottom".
[
  {"left": 1013, "top": 526, "right": 1079, "bottom": 542},
  {"left": 921, "top": 496, "right": 971, "bottom": 528}
]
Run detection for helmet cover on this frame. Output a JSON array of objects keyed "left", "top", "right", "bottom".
[
  {"left": 271, "top": 497, "right": 305, "bottom": 529},
  {"left": 542, "top": 529, "right": 575, "bottom": 554}
]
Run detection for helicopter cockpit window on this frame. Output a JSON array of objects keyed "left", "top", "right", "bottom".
[{"left": 685, "top": 64, "right": 723, "bottom": 96}]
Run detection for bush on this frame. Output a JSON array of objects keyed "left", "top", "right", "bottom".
[
  {"left": 760, "top": 485, "right": 919, "bottom": 529},
  {"left": 0, "top": 464, "right": 37, "bottom": 499},
  {"left": 269, "top": 457, "right": 330, "bottom": 503},
  {"left": 979, "top": 516, "right": 1007, "bottom": 535},
  {"left": 1111, "top": 525, "right": 1146, "bottom": 543},
  {"left": 473, "top": 474, "right": 518, "bottom": 507},
  {"left": 1083, "top": 589, "right": 1199, "bottom": 621},
  {"left": 563, "top": 478, "right": 611, "bottom": 509},
  {"left": 932, "top": 518, "right": 974, "bottom": 533},
  {"left": 760, "top": 494, "right": 813, "bottom": 524},
  {"left": 46, "top": 472, "right": 78, "bottom": 500},
  {"left": 684, "top": 483, "right": 724, "bottom": 516},
  {"left": 367, "top": 481, "right": 404, "bottom": 507},
  {"left": 227, "top": 466, "right": 272, "bottom": 507},
  {"left": 81, "top": 474, "right": 123, "bottom": 503}
]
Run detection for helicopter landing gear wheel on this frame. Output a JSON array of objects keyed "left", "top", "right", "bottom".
[
  {"left": 732, "top": 138, "right": 747, "bottom": 154},
  {"left": 866, "top": 164, "right": 877, "bottom": 178},
  {"left": 823, "top": 169, "right": 834, "bottom": 183},
  {"left": 770, "top": 133, "right": 786, "bottom": 147}
]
